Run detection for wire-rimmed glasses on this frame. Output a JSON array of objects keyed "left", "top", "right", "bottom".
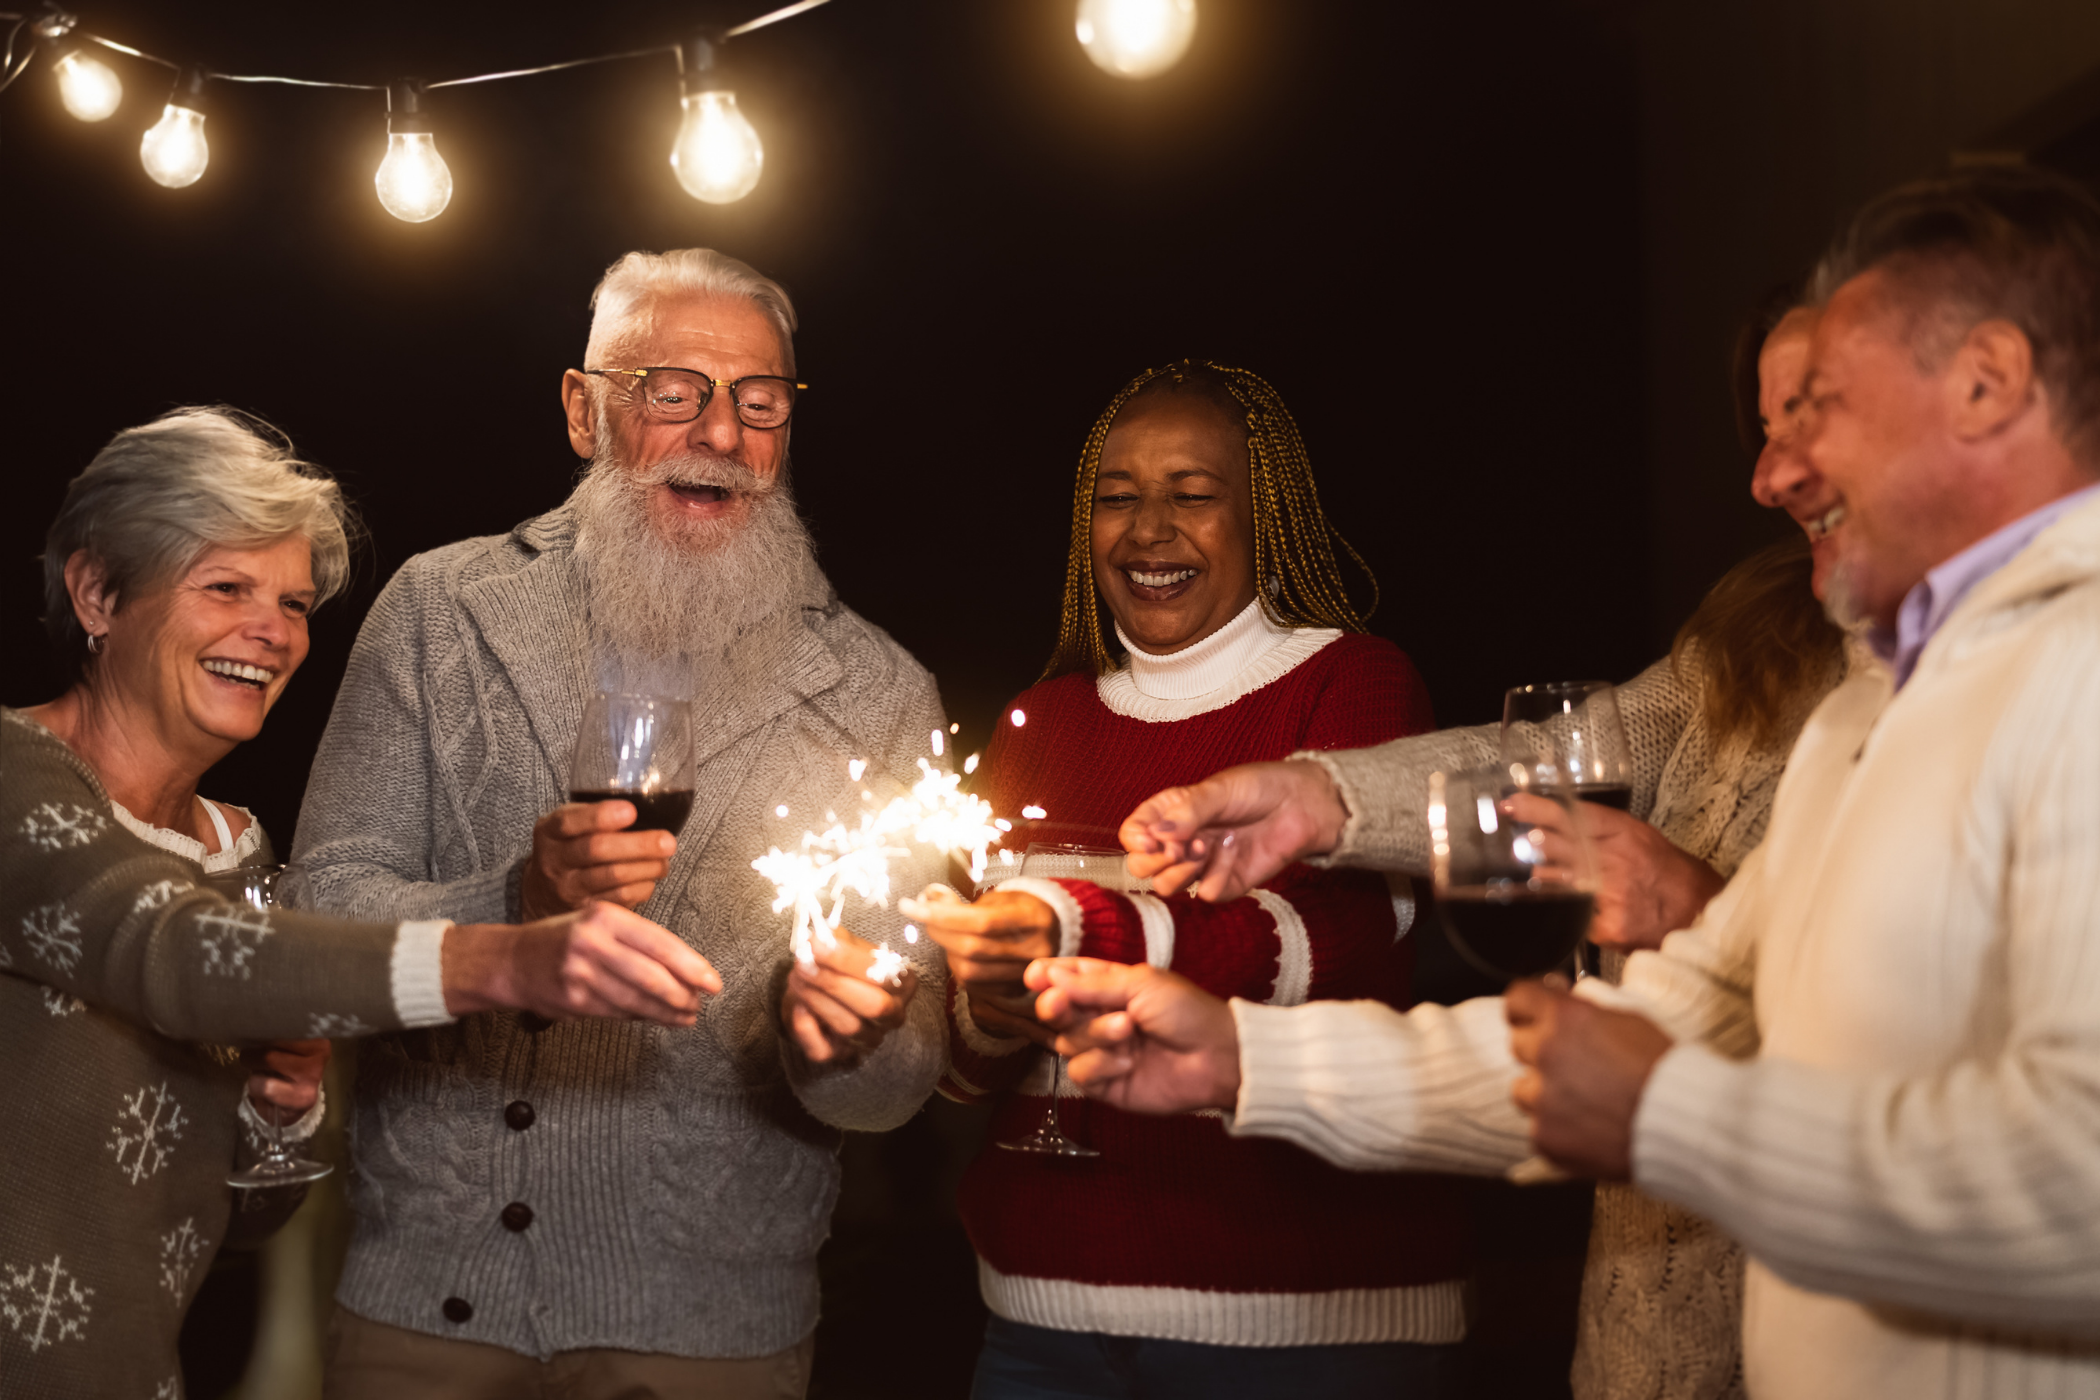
[
  {"left": 582, "top": 366, "right": 807, "bottom": 429},
  {"left": 208, "top": 865, "right": 335, "bottom": 1190}
]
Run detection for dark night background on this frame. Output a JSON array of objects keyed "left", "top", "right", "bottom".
[{"left": 9, "top": 1, "right": 2100, "bottom": 1396}]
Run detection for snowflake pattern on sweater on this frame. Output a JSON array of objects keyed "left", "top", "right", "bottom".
[{"left": 0, "top": 1255, "right": 93, "bottom": 1352}]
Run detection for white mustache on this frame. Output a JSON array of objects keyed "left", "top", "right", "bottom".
[{"left": 637, "top": 453, "right": 770, "bottom": 497}]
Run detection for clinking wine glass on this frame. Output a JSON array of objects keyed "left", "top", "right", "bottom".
[
  {"left": 995, "top": 842, "right": 1137, "bottom": 1159},
  {"left": 212, "top": 865, "right": 335, "bottom": 1189},
  {"left": 1500, "top": 681, "right": 1634, "bottom": 810},
  {"left": 569, "top": 692, "right": 697, "bottom": 836},
  {"left": 1427, "top": 765, "right": 1600, "bottom": 984},
  {"left": 1500, "top": 681, "right": 1631, "bottom": 978}
]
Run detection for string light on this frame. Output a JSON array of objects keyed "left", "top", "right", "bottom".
[
  {"left": 138, "top": 65, "right": 207, "bottom": 187},
  {"left": 671, "top": 35, "right": 764, "bottom": 205},
  {"left": 53, "top": 45, "right": 118, "bottom": 118},
  {"left": 0, "top": 1, "right": 828, "bottom": 214},
  {"left": 374, "top": 79, "right": 452, "bottom": 223},
  {"left": 1075, "top": 0, "right": 1197, "bottom": 79}
]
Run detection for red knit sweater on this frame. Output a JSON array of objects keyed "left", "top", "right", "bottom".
[{"left": 942, "top": 627, "right": 1472, "bottom": 1347}]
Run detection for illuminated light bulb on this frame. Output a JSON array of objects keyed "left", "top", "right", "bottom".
[
  {"left": 671, "top": 34, "right": 762, "bottom": 204},
  {"left": 375, "top": 79, "right": 453, "bottom": 223},
  {"left": 140, "top": 67, "right": 210, "bottom": 189},
  {"left": 672, "top": 91, "right": 763, "bottom": 203},
  {"left": 1075, "top": 0, "right": 1198, "bottom": 78},
  {"left": 54, "top": 48, "right": 122, "bottom": 121}
]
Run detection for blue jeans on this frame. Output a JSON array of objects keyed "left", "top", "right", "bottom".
[{"left": 970, "top": 1315, "right": 1464, "bottom": 1400}]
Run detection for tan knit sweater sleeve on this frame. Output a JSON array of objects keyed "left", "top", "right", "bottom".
[
  {"left": 1, "top": 713, "right": 413, "bottom": 1042},
  {"left": 1302, "top": 655, "right": 1700, "bottom": 874}
]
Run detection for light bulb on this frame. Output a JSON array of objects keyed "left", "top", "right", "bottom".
[
  {"left": 375, "top": 132, "right": 453, "bottom": 221},
  {"left": 671, "top": 91, "right": 763, "bottom": 204},
  {"left": 54, "top": 49, "right": 122, "bottom": 121},
  {"left": 141, "top": 105, "right": 209, "bottom": 188},
  {"left": 1075, "top": 0, "right": 1198, "bottom": 79}
]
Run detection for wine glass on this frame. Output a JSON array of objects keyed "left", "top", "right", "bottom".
[
  {"left": 569, "top": 692, "right": 697, "bottom": 835},
  {"left": 210, "top": 865, "right": 335, "bottom": 1190},
  {"left": 1426, "top": 765, "right": 1599, "bottom": 983},
  {"left": 1500, "top": 681, "right": 1633, "bottom": 810},
  {"left": 994, "top": 842, "right": 1138, "bottom": 1159}
]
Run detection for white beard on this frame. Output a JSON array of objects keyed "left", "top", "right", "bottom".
[{"left": 569, "top": 441, "right": 820, "bottom": 696}]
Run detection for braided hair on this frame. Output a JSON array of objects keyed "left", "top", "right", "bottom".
[{"left": 1042, "top": 359, "right": 1377, "bottom": 680}]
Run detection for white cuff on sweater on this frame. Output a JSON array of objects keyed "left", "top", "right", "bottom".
[
  {"left": 999, "top": 877, "right": 1087, "bottom": 959},
  {"left": 241, "top": 1086, "right": 327, "bottom": 1144},
  {"left": 390, "top": 920, "right": 455, "bottom": 1028},
  {"left": 1629, "top": 1040, "right": 1742, "bottom": 1208}
]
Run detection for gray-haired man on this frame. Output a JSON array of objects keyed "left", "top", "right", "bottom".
[{"left": 295, "top": 249, "right": 948, "bottom": 1397}]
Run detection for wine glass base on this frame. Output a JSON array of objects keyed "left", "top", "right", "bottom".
[
  {"left": 996, "top": 1132, "right": 1101, "bottom": 1158},
  {"left": 227, "top": 1158, "right": 334, "bottom": 1189}
]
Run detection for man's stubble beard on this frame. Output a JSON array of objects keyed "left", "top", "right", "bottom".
[{"left": 570, "top": 434, "right": 821, "bottom": 693}]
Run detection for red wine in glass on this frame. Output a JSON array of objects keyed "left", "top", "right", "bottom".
[
  {"left": 1573, "top": 784, "right": 1633, "bottom": 811},
  {"left": 568, "top": 693, "right": 696, "bottom": 837},
  {"left": 1436, "top": 886, "right": 1598, "bottom": 980},
  {"left": 567, "top": 788, "right": 695, "bottom": 835},
  {"left": 1428, "top": 764, "right": 1600, "bottom": 984}
]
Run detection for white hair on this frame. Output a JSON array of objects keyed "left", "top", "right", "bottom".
[
  {"left": 585, "top": 248, "right": 799, "bottom": 374},
  {"left": 41, "top": 406, "right": 359, "bottom": 677}
]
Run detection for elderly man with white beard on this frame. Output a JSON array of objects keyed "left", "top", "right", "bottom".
[{"left": 291, "top": 248, "right": 949, "bottom": 1399}]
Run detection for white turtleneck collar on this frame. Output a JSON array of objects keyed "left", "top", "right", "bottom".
[{"left": 1099, "top": 599, "right": 1342, "bottom": 722}]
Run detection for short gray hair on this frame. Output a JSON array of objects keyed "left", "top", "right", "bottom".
[
  {"left": 41, "top": 407, "right": 361, "bottom": 675},
  {"left": 585, "top": 248, "right": 799, "bottom": 374}
]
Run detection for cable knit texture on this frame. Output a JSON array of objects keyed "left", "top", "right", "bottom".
[
  {"left": 290, "top": 506, "right": 950, "bottom": 1362},
  {"left": 943, "top": 627, "right": 1472, "bottom": 1347},
  {"left": 1244, "top": 639, "right": 1849, "bottom": 1400},
  {"left": 0, "top": 710, "right": 409, "bottom": 1398}
]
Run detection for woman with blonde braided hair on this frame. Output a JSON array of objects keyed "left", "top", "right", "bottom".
[{"left": 916, "top": 360, "right": 1467, "bottom": 1398}]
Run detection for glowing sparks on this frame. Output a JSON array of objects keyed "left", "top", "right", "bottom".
[
  {"left": 848, "top": 759, "right": 867, "bottom": 782},
  {"left": 931, "top": 728, "right": 945, "bottom": 757},
  {"left": 866, "top": 944, "right": 908, "bottom": 987},
  {"left": 1022, "top": 805, "right": 1047, "bottom": 820},
  {"left": 903, "top": 923, "right": 920, "bottom": 944},
  {"left": 1011, "top": 708, "right": 1027, "bottom": 727},
  {"left": 753, "top": 756, "right": 1005, "bottom": 977},
  {"left": 963, "top": 753, "right": 980, "bottom": 775},
  {"left": 775, "top": 804, "right": 790, "bottom": 818},
  {"left": 949, "top": 722, "right": 960, "bottom": 734}
]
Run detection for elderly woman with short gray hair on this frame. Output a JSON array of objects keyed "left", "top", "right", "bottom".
[{"left": 1, "top": 406, "right": 720, "bottom": 1397}]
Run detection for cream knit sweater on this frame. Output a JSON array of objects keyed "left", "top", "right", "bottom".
[{"left": 1232, "top": 493, "right": 2100, "bottom": 1397}]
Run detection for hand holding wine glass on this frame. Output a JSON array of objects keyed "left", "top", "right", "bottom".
[{"left": 523, "top": 692, "right": 695, "bottom": 919}]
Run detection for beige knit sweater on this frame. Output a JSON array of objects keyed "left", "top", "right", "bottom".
[{"left": 1241, "top": 494, "right": 2100, "bottom": 1397}]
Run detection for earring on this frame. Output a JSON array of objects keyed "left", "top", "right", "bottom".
[{"left": 85, "top": 632, "right": 105, "bottom": 656}]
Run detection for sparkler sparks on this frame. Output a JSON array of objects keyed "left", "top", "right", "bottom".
[{"left": 753, "top": 737, "right": 1021, "bottom": 982}]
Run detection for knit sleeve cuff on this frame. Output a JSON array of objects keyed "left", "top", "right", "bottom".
[
  {"left": 241, "top": 1086, "right": 327, "bottom": 1144},
  {"left": 1291, "top": 748, "right": 1427, "bottom": 873},
  {"left": 998, "top": 877, "right": 1087, "bottom": 959},
  {"left": 390, "top": 920, "right": 455, "bottom": 1028},
  {"left": 954, "top": 982, "right": 1031, "bottom": 1057}
]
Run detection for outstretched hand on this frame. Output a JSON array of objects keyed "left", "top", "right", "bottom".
[
  {"left": 1119, "top": 760, "right": 1349, "bottom": 902},
  {"left": 1026, "top": 958, "right": 1242, "bottom": 1114},
  {"left": 444, "top": 903, "right": 723, "bottom": 1027}
]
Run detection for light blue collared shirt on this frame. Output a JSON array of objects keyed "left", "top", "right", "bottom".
[{"left": 1869, "top": 481, "right": 2100, "bottom": 689}]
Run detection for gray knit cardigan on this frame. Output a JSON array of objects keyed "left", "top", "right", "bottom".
[{"left": 290, "top": 506, "right": 951, "bottom": 1361}]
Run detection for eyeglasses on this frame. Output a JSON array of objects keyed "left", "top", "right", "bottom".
[{"left": 583, "top": 367, "right": 806, "bottom": 430}]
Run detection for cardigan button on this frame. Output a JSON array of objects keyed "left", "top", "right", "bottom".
[
  {"left": 504, "top": 1100, "right": 536, "bottom": 1131},
  {"left": 441, "top": 1296, "right": 473, "bottom": 1324},
  {"left": 501, "top": 1202, "right": 535, "bottom": 1232},
  {"left": 517, "top": 1012, "right": 553, "bottom": 1034}
]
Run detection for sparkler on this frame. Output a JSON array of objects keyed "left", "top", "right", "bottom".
[{"left": 753, "top": 739, "right": 1018, "bottom": 985}]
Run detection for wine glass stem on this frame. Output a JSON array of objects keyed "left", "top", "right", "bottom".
[{"left": 1048, "top": 1055, "right": 1068, "bottom": 1132}]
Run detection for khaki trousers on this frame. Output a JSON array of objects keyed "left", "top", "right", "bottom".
[{"left": 324, "top": 1307, "right": 815, "bottom": 1400}]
